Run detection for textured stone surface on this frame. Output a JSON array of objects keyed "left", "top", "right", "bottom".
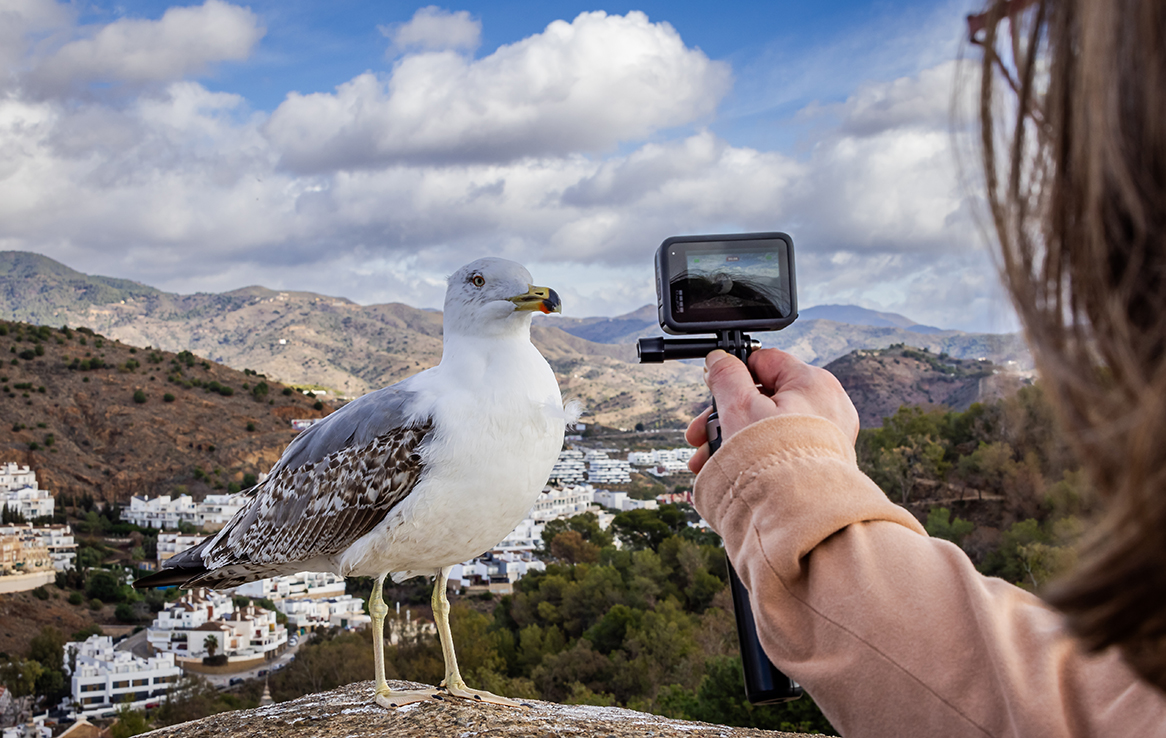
[{"left": 143, "top": 681, "right": 806, "bottom": 738}]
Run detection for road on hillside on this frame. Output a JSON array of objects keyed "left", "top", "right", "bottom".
[{"left": 203, "top": 641, "right": 302, "bottom": 689}]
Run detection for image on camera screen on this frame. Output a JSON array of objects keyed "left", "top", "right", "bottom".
[{"left": 678, "top": 248, "right": 788, "bottom": 318}]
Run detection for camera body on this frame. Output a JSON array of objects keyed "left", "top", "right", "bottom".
[
  {"left": 656, "top": 232, "right": 797, "bottom": 336},
  {"left": 638, "top": 231, "right": 802, "bottom": 705}
]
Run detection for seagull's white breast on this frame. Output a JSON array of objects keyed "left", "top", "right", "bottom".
[{"left": 339, "top": 334, "right": 565, "bottom": 577}]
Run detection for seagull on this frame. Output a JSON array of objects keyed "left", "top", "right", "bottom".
[{"left": 135, "top": 257, "right": 574, "bottom": 709}]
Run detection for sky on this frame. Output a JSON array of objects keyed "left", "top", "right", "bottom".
[{"left": 0, "top": 0, "right": 1019, "bottom": 332}]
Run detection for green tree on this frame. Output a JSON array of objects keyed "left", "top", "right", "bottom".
[
  {"left": 0, "top": 658, "right": 43, "bottom": 698},
  {"left": 541, "top": 512, "right": 613, "bottom": 551},
  {"left": 110, "top": 703, "right": 150, "bottom": 738},
  {"left": 550, "top": 531, "right": 600, "bottom": 564},
  {"left": 87, "top": 570, "right": 126, "bottom": 602},
  {"left": 924, "top": 507, "right": 975, "bottom": 547},
  {"left": 611, "top": 506, "right": 686, "bottom": 551},
  {"left": 205, "top": 635, "right": 218, "bottom": 658}
]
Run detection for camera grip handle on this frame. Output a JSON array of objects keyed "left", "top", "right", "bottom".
[{"left": 707, "top": 402, "right": 803, "bottom": 704}]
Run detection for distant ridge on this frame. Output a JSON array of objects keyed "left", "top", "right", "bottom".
[
  {"left": 799, "top": 304, "right": 943, "bottom": 333},
  {"left": 0, "top": 251, "right": 1031, "bottom": 428}
]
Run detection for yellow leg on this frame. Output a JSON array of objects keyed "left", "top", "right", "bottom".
[
  {"left": 432, "top": 566, "right": 525, "bottom": 708},
  {"left": 371, "top": 572, "right": 439, "bottom": 709}
]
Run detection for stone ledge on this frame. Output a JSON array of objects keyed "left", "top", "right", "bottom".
[{"left": 142, "top": 680, "right": 809, "bottom": 737}]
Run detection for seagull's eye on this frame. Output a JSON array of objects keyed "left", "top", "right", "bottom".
[{"left": 471, "top": 275, "right": 485, "bottom": 287}]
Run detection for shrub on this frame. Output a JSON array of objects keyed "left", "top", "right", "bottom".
[
  {"left": 313, "top": 400, "right": 324, "bottom": 411},
  {"left": 281, "top": 387, "right": 293, "bottom": 396},
  {"left": 163, "top": 393, "right": 176, "bottom": 402},
  {"left": 32, "top": 587, "right": 49, "bottom": 600},
  {"left": 133, "top": 390, "right": 147, "bottom": 404},
  {"left": 68, "top": 592, "right": 83, "bottom": 606},
  {"left": 88, "top": 598, "right": 103, "bottom": 611},
  {"left": 18, "top": 349, "right": 35, "bottom": 360},
  {"left": 246, "top": 422, "right": 256, "bottom": 432}
]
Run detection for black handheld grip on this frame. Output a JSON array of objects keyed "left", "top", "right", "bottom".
[{"left": 708, "top": 407, "right": 803, "bottom": 704}]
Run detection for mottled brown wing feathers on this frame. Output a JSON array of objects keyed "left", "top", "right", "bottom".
[{"left": 195, "top": 421, "right": 434, "bottom": 581}]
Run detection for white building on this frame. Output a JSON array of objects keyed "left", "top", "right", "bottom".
[
  {"left": 0, "top": 463, "right": 37, "bottom": 491},
  {"left": 65, "top": 635, "right": 181, "bottom": 718},
  {"left": 548, "top": 449, "right": 586, "bottom": 486},
  {"left": 125, "top": 495, "right": 197, "bottom": 530},
  {"left": 627, "top": 447, "right": 697, "bottom": 476},
  {"left": 234, "top": 571, "right": 346, "bottom": 601},
  {"left": 198, "top": 494, "right": 247, "bottom": 529},
  {"left": 593, "top": 490, "right": 658, "bottom": 513},
  {"left": 0, "top": 464, "right": 53, "bottom": 521},
  {"left": 0, "top": 524, "right": 75, "bottom": 571},
  {"left": 529, "top": 486, "right": 597, "bottom": 521},
  {"left": 448, "top": 552, "right": 546, "bottom": 595},
  {"left": 156, "top": 532, "right": 206, "bottom": 566},
  {"left": 147, "top": 589, "right": 287, "bottom": 665},
  {"left": 278, "top": 595, "right": 368, "bottom": 632},
  {"left": 584, "top": 451, "right": 633, "bottom": 486},
  {"left": 494, "top": 518, "right": 545, "bottom": 553},
  {"left": 147, "top": 588, "right": 236, "bottom": 656},
  {"left": 125, "top": 493, "right": 247, "bottom": 531}
]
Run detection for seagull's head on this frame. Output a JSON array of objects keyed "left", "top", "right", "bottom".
[{"left": 443, "top": 257, "right": 561, "bottom": 337}]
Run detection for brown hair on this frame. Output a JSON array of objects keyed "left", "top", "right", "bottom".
[{"left": 974, "top": 0, "right": 1166, "bottom": 690}]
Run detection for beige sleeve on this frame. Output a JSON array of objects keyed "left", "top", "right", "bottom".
[{"left": 694, "top": 414, "right": 1166, "bottom": 738}]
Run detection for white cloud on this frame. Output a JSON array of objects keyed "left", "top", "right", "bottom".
[
  {"left": 26, "top": 0, "right": 264, "bottom": 95},
  {"left": 266, "top": 11, "right": 732, "bottom": 171},
  {"left": 0, "top": 5, "right": 1012, "bottom": 333},
  {"left": 381, "top": 6, "right": 481, "bottom": 54}
]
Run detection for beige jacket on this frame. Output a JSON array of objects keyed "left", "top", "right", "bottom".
[{"left": 693, "top": 415, "right": 1166, "bottom": 738}]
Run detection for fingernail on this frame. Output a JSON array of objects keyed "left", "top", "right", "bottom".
[{"left": 706, "top": 350, "right": 728, "bottom": 370}]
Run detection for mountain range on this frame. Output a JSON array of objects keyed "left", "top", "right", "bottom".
[{"left": 0, "top": 251, "right": 1031, "bottom": 428}]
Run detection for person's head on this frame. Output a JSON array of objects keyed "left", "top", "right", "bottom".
[{"left": 974, "top": 0, "right": 1166, "bottom": 689}]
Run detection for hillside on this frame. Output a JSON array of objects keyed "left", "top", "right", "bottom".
[
  {"left": 825, "top": 344, "right": 1028, "bottom": 428},
  {"left": 0, "top": 252, "right": 1030, "bottom": 431},
  {"left": 0, "top": 320, "right": 330, "bottom": 503},
  {"left": 550, "top": 304, "right": 1030, "bottom": 370}
]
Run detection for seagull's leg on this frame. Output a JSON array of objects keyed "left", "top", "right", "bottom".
[
  {"left": 371, "top": 573, "right": 440, "bottom": 709},
  {"left": 369, "top": 573, "right": 390, "bottom": 698},
  {"left": 432, "top": 565, "right": 525, "bottom": 708}
]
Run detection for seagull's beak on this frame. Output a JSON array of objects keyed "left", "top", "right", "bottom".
[{"left": 508, "top": 285, "right": 562, "bottom": 314}]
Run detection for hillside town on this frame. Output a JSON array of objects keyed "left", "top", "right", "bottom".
[{"left": 0, "top": 440, "right": 698, "bottom": 734}]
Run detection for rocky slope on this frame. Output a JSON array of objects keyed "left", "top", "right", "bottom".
[
  {"left": 825, "top": 345, "right": 1028, "bottom": 428},
  {"left": 143, "top": 680, "right": 806, "bottom": 738},
  {"left": 0, "top": 320, "right": 330, "bottom": 503}
]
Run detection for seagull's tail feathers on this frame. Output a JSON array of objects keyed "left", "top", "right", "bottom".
[{"left": 133, "top": 536, "right": 215, "bottom": 589}]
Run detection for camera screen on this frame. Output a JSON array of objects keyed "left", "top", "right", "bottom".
[{"left": 665, "top": 236, "right": 793, "bottom": 328}]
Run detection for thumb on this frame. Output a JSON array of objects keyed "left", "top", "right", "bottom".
[{"left": 704, "top": 350, "right": 758, "bottom": 424}]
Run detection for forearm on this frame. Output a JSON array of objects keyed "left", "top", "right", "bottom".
[{"left": 694, "top": 415, "right": 1166, "bottom": 738}]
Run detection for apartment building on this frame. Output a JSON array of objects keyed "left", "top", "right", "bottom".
[{"left": 65, "top": 635, "right": 181, "bottom": 718}]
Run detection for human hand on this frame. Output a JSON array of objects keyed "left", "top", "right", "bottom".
[{"left": 686, "top": 349, "right": 860, "bottom": 473}]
